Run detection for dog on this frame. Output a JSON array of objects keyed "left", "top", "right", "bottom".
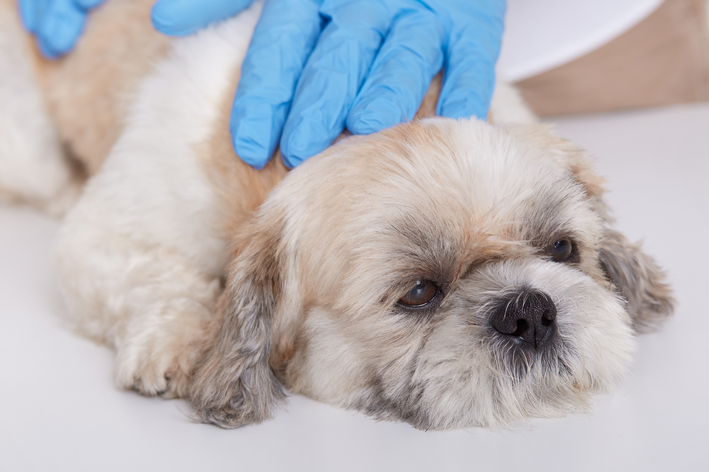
[{"left": 0, "top": 0, "right": 674, "bottom": 430}]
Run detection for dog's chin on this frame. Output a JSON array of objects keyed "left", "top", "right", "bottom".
[{"left": 287, "top": 259, "right": 636, "bottom": 431}]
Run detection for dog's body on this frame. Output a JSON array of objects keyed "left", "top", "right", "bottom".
[{"left": 0, "top": 0, "right": 673, "bottom": 430}]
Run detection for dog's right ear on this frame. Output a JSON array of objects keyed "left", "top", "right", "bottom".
[{"left": 188, "top": 215, "right": 298, "bottom": 428}]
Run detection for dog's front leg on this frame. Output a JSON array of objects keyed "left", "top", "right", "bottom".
[
  {"left": 54, "top": 145, "right": 230, "bottom": 396},
  {"left": 51, "top": 7, "right": 266, "bottom": 396}
]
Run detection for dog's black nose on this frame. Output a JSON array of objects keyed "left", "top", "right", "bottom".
[{"left": 490, "top": 291, "right": 557, "bottom": 349}]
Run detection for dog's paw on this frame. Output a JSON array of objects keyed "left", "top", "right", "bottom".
[{"left": 114, "top": 325, "right": 201, "bottom": 399}]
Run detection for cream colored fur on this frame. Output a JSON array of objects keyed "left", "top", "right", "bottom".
[
  {"left": 0, "top": 0, "right": 674, "bottom": 428},
  {"left": 0, "top": 3, "right": 79, "bottom": 215}
]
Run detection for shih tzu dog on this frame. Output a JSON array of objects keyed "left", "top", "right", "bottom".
[{"left": 0, "top": 0, "right": 673, "bottom": 430}]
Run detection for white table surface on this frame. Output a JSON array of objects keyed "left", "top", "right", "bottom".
[{"left": 1, "top": 102, "right": 707, "bottom": 471}]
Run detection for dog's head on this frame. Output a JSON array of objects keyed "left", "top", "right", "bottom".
[{"left": 189, "top": 118, "right": 674, "bottom": 430}]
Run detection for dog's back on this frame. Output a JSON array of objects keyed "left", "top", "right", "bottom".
[{"left": 0, "top": 0, "right": 287, "bottom": 219}]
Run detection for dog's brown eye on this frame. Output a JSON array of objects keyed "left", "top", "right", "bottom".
[
  {"left": 550, "top": 239, "right": 574, "bottom": 261},
  {"left": 399, "top": 281, "right": 439, "bottom": 307}
]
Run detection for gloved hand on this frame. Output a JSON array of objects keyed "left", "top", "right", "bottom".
[
  {"left": 153, "top": 0, "right": 505, "bottom": 169},
  {"left": 19, "top": 0, "right": 106, "bottom": 58}
]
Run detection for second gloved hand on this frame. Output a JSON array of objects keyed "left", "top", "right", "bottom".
[{"left": 19, "top": 0, "right": 106, "bottom": 58}]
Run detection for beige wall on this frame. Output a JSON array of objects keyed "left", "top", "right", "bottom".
[{"left": 515, "top": 0, "right": 709, "bottom": 116}]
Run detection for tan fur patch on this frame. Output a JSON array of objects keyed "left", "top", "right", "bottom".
[
  {"left": 29, "top": 0, "right": 170, "bottom": 174},
  {"left": 414, "top": 72, "right": 442, "bottom": 120},
  {"left": 195, "top": 64, "right": 288, "bottom": 246}
]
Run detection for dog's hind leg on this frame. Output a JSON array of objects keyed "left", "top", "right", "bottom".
[
  {"left": 489, "top": 81, "right": 539, "bottom": 125},
  {"left": 0, "top": 2, "right": 81, "bottom": 216}
]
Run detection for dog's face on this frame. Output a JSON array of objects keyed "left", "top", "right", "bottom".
[{"left": 189, "top": 118, "right": 673, "bottom": 430}]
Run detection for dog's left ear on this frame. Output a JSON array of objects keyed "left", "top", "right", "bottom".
[
  {"left": 505, "top": 124, "right": 675, "bottom": 332},
  {"left": 598, "top": 228, "right": 675, "bottom": 333},
  {"left": 536, "top": 128, "right": 676, "bottom": 333},
  {"left": 188, "top": 214, "right": 300, "bottom": 428}
]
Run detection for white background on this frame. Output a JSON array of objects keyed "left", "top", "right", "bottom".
[
  {"left": 1, "top": 0, "right": 706, "bottom": 468},
  {"left": 1, "top": 101, "right": 707, "bottom": 471}
]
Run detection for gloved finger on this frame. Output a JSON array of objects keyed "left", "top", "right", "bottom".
[
  {"left": 279, "top": 0, "right": 392, "bottom": 168},
  {"left": 19, "top": 0, "right": 51, "bottom": 33},
  {"left": 36, "top": 0, "right": 86, "bottom": 58},
  {"left": 436, "top": 2, "right": 506, "bottom": 120},
  {"left": 346, "top": 8, "right": 445, "bottom": 135},
  {"left": 151, "top": 0, "right": 258, "bottom": 37},
  {"left": 74, "top": 0, "right": 105, "bottom": 9},
  {"left": 230, "top": 0, "right": 322, "bottom": 169}
]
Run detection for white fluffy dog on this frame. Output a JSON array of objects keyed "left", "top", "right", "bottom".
[{"left": 0, "top": 0, "right": 673, "bottom": 430}]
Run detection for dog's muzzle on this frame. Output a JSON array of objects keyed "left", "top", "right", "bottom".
[{"left": 489, "top": 290, "right": 557, "bottom": 350}]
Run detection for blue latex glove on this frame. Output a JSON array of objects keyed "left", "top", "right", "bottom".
[
  {"left": 153, "top": 0, "right": 505, "bottom": 169},
  {"left": 151, "top": 0, "right": 260, "bottom": 36},
  {"left": 18, "top": 0, "right": 105, "bottom": 58}
]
